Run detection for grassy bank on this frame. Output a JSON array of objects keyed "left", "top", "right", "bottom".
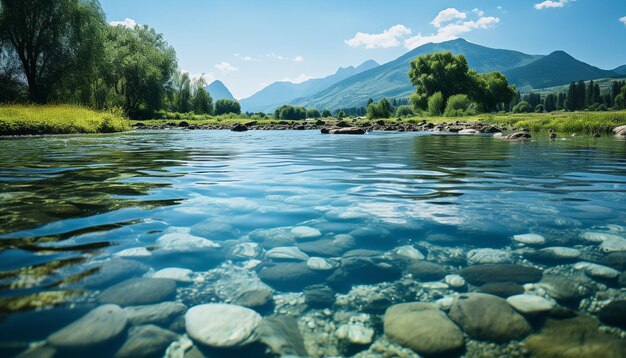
[{"left": 0, "top": 105, "right": 131, "bottom": 135}]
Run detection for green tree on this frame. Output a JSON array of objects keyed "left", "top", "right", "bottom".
[
  {"left": 556, "top": 92, "right": 566, "bottom": 110},
  {"left": 576, "top": 80, "right": 586, "bottom": 110},
  {"left": 306, "top": 108, "right": 321, "bottom": 118},
  {"left": 192, "top": 77, "right": 212, "bottom": 115},
  {"left": 336, "top": 109, "right": 345, "bottom": 120},
  {"left": 427, "top": 92, "right": 443, "bottom": 116},
  {"left": 535, "top": 104, "right": 544, "bottom": 113},
  {"left": 543, "top": 93, "right": 556, "bottom": 112},
  {"left": 444, "top": 94, "right": 475, "bottom": 117},
  {"left": 512, "top": 101, "right": 532, "bottom": 113},
  {"left": 472, "top": 72, "right": 516, "bottom": 113},
  {"left": 0, "top": 0, "right": 107, "bottom": 103},
  {"left": 321, "top": 109, "right": 332, "bottom": 118},
  {"left": 566, "top": 82, "right": 577, "bottom": 111},
  {"left": 214, "top": 99, "right": 241, "bottom": 115},
  {"left": 178, "top": 72, "right": 192, "bottom": 113},
  {"left": 395, "top": 105, "right": 414, "bottom": 117}
]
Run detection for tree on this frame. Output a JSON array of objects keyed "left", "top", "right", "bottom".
[
  {"left": 408, "top": 52, "right": 474, "bottom": 109},
  {"left": 306, "top": 108, "right": 321, "bottom": 118},
  {"left": 472, "top": 72, "right": 516, "bottom": 113},
  {"left": 178, "top": 72, "right": 192, "bottom": 113},
  {"left": 576, "top": 80, "right": 586, "bottom": 110},
  {"left": 192, "top": 77, "right": 212, "bottom": 115},
  {"left": 321, "top": 109, "right": 332, "bottom": 118},
  {"left": 556, "top": 92, "right": 566, "bottom": 110},
  {"left": 367, "top": 98, "right": 374, "bottom": 106},
  {"left": 444, "top": 94, "right": 474, "bottom": 117},
  {"left": 427, "top": 92, "right": 443, "bottom": 116},
  {"left": 543, "top": 93, "right": 556, "bottom": 112},
  {"left": 214, "top": 99, "right": 241, "bottom": 115},
  {"left": 336, "top": 109, "right": 345, "bottom": 120},
  {"left": 512, "top": 101, "right": 532, "bottom": 113},
  {"left": 366, "top": 98, "right": 392, "bottom": 119},
  {"left": 0, "top": 0, "right": 107, "bottom": 103},
  {"left": 535, "top": 104, "right": 544, "bottom": 113},
  {"left": 566, "top": 82, "right": 577, "bottom": 111},
  {"left": 395, "top": 105, "right": 414, "bottom": 117}
]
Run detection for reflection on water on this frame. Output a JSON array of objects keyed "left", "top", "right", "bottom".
[{"left": 0, "top": 130, "right": 625, "bottom": 357}]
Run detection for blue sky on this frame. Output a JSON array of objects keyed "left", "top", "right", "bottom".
[{"left": 100, "top": 0, "right": 626, "bottom": 99}]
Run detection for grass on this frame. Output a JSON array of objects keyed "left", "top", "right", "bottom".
[{"left": 0, "top": 104, "right": 131, "bottom": 135}]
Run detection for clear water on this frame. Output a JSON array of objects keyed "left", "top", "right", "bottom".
[{"left": 1, "top": 130, "right": 625, "bottom": 356}]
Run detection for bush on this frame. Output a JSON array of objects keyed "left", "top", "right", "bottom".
[
  {"left": 444, "top": 94, "right": 475, "bottom": 117},
  {"left": 395, "top": 105, "right": 414, "bottom": 117},
  {"left": 427, "top": 92, "right": 443, "bottom": 116},
  {"left": 512, "top": 101, "right": 533, "bottom": 113},
  {"left": 535, "top": 104, "right": 545, "bottom": 113}
]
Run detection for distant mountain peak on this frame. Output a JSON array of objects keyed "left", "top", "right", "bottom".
[{"left": 206, "top": 80, "right": 235, "bottom": 101}]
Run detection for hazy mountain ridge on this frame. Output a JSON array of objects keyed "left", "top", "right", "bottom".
[{"left": 206, "top": 80, "right": 235, "bottom": 101}]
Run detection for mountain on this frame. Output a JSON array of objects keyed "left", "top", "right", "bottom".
[
  {"left": 292, "top": 39, "right": 542, "bottom": 110},
  {"left": 613, "top": 65, "right": 626, "bottom": 76},
  {"left": 239, "top": 59, "right": 379, "bottom": 113},
  {"left": 504, "top": 51, "right": 618, "bottom": 90},
  {"left": 206, "top": 80, "right": 235, "bottom": 101}
]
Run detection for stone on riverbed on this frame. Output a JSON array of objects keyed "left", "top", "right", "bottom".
[
  {"left": 384, "top": 302, "right": 464, "bottom": 356},
  {"left": 406, "top": 261, "right": 449, "bottom": 281},
  {"left": 513, "top": 233, "right": 546, "bottom": 245},
  {"left": 574, "top": 262, "right": 620, "bottom": 278},
  {"left": 124, "top": 302, "right": 187, "bottom": 326},
  {"left": 506, "top": 294, "right": 555, "bottom": 314},
  {"left": 151, "top": 267, "right": 193, "bottom": 282},
  {"left": 291, "top": 226, "right": 322, "bottom": 240},
  {"left": 81, "top": 259, "right": 149, "bottom": 289},
  {"left": 98, "top": 278, "right": 177, "bottom": 306},
  {"left": 387, "top": 245, "right": 425, "bottom": 261},
  {"left": 598, "top": 300, "right": 626, "bottom": 330},
  {"left": 114, "top": 324, "right": 178, "bottom": 358},
  {"left": 259, "top": 262, "right": 325, "bottom": 291},
  {"left": 448, "top": 293, "right": 531, "bottom": 342},
  {"left": 524, "top": 246, "right": 581, "bottom": 264},
  {"left": 478, "top": 281, "right": 525, "bottom": 298},
  {"left": 466, "top": 248, "right": 512, "bottom": 264},
  {"left": 48, "top": 304, "right": 127, "bottom": 350},
  {"left": 257, "top": 316, "right": 308, "bottom": 357},
  {"left": 336, "top": 324, "right": 374, "bottom": 345},
  {"left": 156, "top": 229, "right": 220, "bottom": 252},
  {"left": 185, "top": 304, "right": 262, "bottom": 348},
  {"left": 460, "top": 264, "right": 543, "bottom": 285},
  {"left": 304, "top": 285, "right": 336, "bottom": 308},
  {"left": 538, "top": 274, "right": 589, "bottom": 303},
  {"left": 307, "top": 257, "right": 337, "bottom": 271},
  {"left": 266, "top": 246, "right": 309, "bottom": 261}
]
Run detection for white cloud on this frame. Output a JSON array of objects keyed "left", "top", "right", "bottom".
[
  {"left": 294, "top": 55, "right": 305, "bottom": 62},
  {"left": 234, "top": 54, "right": 257, "bottom": 61},
  {"left": 620, "top": 16, "right": 626, "bottom": 26},
  {"left": 267, "top": 53, "right": 288, "bottom": 60},
  {"left": 472, "top": 8, "right": 485, "bottom": 17},
  {"left": 345, "top": 24, "right": 412, "bottom": 49},
  {"left": 405, "top": 13, "right": 500, "bottom": 49},
  {"left": 534, "top": 0, "right": 569, "bottom": 10},
  {"left": 214, "top": 62, "right": 238, "bottom": 74},
  {"left": 109, "top": 18, "right": 137, "bottom": 29},
  {"left": 281, "top": 74, "right": 312, "bottom": 84},
  {"left": 432, "top": 8, "right": 467, "bottom": 28}
]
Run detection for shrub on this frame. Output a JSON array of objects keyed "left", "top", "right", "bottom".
[
  {"left": 427, "top": 92, "right": 443, "bottom": 116},
  {"left": 444, "top": 94, "right": 475, "bottom": 117},
  {"left": 395, "top": 105, "right": 414, "bottom": 117},
  {"left": 512, "top": 101, "right": 533, "bottom": 113},
  {"left": 535, "top": 104, "right": 545, "bottom": 113}
]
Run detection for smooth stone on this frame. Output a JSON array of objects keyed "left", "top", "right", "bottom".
[
  {"left": 232, "top": 288, "right": 273, "bottom": 308},
  {"left": 114, "top": 325, "right": 178, "bottom": 358},
  {"left": 48, "top": 304, "right": 127, "bottom": 349},
  {"left": 580, "top": 231, "right": 623, "bottom": 243},
  {"left": 326, "top": 257, "right": 401, "bottom": 291},
  {"left": 335, "top": 324, "right": 374, "bottom": 345},
  {"left": 445, "top": 274, "right": 466, "bottom": 288},
  {"left": 460, "top": 264, "right": 543, "bottom": 285},
  {"left": 507, "top": 294, "right": 555, "bottom": 314},
  {"left": 266, "top": 246, "right": 309, "bottom": 261},
  {"left": 189, "top": 220, "right": 239, "bottom": 241},
  {"left": 478, "top": 281, "right": 525, "bottom": 298},
  {"left": 602, "top": 252, "right": 626, "bottom": 270},
  {"left": 152, "top": 268, "right": 193, "bottom": 282},
  {"left": 342, "top": 249, "right": 384, "bottom": 258},
  {"left": 230, "top": 242, "right": 263, "bottom": 259},
  {"left": 248, "top": 227, "right": 296, "bottom": 248},
  {"left": 540, "top": 246, "right": 581, "bottom": 259},
  {"left": 307, "top": 257, "right": 336, "bottom": 271},
  {"left": 157, "top": 231, "right": 220, "bottom": 252},
  {"left": 81, "top": 259, "right": 149, "bottom": 289},
  {"left": 574, "top": 262, "right": 620, "bottom": 278},
  {"left": 214, "top": 270, "right": 274, "bottom": 308},
  {"left": 257, "top": 316, "right": 307, "bottom": 357},
  {"left": 98, "top": 278, "right": 177, "bottom": 307},
  {"left": 598, "top": 300, "right": 626, "bottom": 330},
  {"left": 388, "top": 245, "right": 425, "bottom": 260},
  {"left": 259, "top": 262, "right": 325, "bottom": 291},
  {"left": 525, "top": 314, "right": 626, "bottom": 357},
  {"left": 513, "top": 233, "right": 546, "bottom": 245},
  {"left": 185, "top": 304, "right": 262, "bottom": 348},
  {"left": 538, "top": 275, "right": 588, "bottom": 303},
  {"left": 304, "top": 285, "right": 336, "bottom": 308},
  {"left": 290, "top": 226, "right": 321, "bottom": 240},
  {"left": 298, "top": 239, "right": 344, "bottom": 257},
  {"left": 600, "top": 235, "right": 626, "bottom": 252},
  {"left": 124, "top": 302, "right": 187, "bottom": 326},
  {"left": 449, "top": 293, "right": 531, "bottom": 342},
  {"left": 407, "top": 261, "right": 448, "bottom": 281},
  {"left": 384, "top": 303, "right": 464, "bottom": 356},
  {"left": 466, "top": 248, "right": 512, "bottom": 264},
  {"left": 620, "top": 272, "right": 626, "bottom": 287},
  {"left": 115, "top": 247, "right": 152, "bottom": 257}
]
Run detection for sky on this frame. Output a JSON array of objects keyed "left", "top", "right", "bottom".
[{"left": 100, "top": 0, "right": 626, "bottom": 99}]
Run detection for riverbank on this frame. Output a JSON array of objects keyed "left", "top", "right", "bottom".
[{"left": 0, "top": 105, "right": 131, "bottom": 135}]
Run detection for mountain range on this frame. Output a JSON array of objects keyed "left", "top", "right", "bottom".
[
  {"left": 224, "top": 38, "right": 625, "bottom": 112},
  {"left": 206, "top": 80, "right": 235, "bottom": 101}
]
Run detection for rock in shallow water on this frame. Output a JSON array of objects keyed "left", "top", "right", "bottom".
[
  {"left": 478, "top": 281, "right": 525, "bottom": 298},
  {"left": 448, "top": 293, "right": 531, "bottom": 342},
  {"left": 513, "top": 233, "right": 546, "bottom": 245},
  {"left": 506, "top": 294, "right": 555, "bottom": 314},
  {"left": 304, "top": 285, "right": 336, "bottom": 308},
  {"left": 81, "top": 259, "right": 149, "bottom": 289},
  {"left": 538, "top": 275, "right": 588, "bottom": 303},
  {"left": 114, "top": 324, "right": 178, "bottom": 358},
  {"left": 384, "top": 303, "right": 464, "bottom": 356},
  {"left": 151, "top": 267, "right": 193, "bottom": 282},
  {"left": 336, "top": 324, "right": 374, "bottom": 345},
  {"left": 307, "top": 257, "right": 337, "bottom": 271},
  {"left": 460, "top": 264, "right": 543, "bottom": 285},
  {"left": 466, "top": 248, "right": 512, "bottom": 264},
  {"left": 258, "top": 262, "right": 325, "bottom": 291},
  {"left": 48, "top": 304, "right": 127, "bottom": 350},
  {"left": 98, "top": 278, "right": 177, "bottom": 307},
  {"left": 257, "top": 316, "right": 307, "bottom": 357},
  {"left": 124, "top": 302, "right": 187, "bottom": 326},
  {"left": 185, "top": 304, "right": 262, "bottom": 348},
  {"left": 574, "top": 262, "right": 620, "bottom": 278},
  {"left": 326, "top": 257, "right": 401, "bottom": 291},
  {"left": 406, "top": 261, "right": 449, "bottom": 281},
  {"left": 266, "top": 246, "right": 309, "bottom": 261},
  {"left": 598, "top": 300, "right": 626, "bottom": 330},
  {"left": 291, "top": 226, "right": 322, "bottom": 240}
]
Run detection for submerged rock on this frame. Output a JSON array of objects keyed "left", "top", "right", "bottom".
[
  {"left": 156, "top": 230, "right": 220, "bottom": 252},
  {"left": 406, "top": 261, "right": 449, "bottom": 281},
  {"left": 97, "top": 278, "right": 177, "bottom": 307},
  {"left": 307, "top": 257, "right": 337, "bottom": 271},
  {"left": 266, "top": 246, "right": 309, "bottom": 261},
  {"left": 151, "top": 267, "right": 193, "bottom": 282},
  {"left": 444, "top": 274, "right": 466, "bottom": 288},
  {"left": 460, "top": 264, "right": 542, "bottom": 285},
  {"left": 291, "top": 226, "right": 322, "bottom": 240},
  {"left": 513, "top": 233, "right": 546, "bottom": 245},
  {"left": 258, "top": 262, "right": 325, "bottom": 291},
  {"left": 538, "top": 275, "right": 588, "bottom": 303},
  {"left": 602, "top": 252, "right": 626, "bottom": 270},
  {"left": 257, "top": 316, "right": 308, "bottom": 357},
  {"left": 48, "top": 304, "right": 127, "bottom": 350},
  {"left": 477, "top": 281, "right": 525, "bottom": 298},
  {"left": 574, "top": 262, "right": 620, "bottom": 278},
  {"left": 304, "top": 285, "right": 336, "bottom": 308},
  {"left": 185, "top": 304, "right": 262, "bottom": 348},
  {"left": 506, "top": 294, "right": 555, "bottom": 314},
  {"left": 466, "top": 248, "right": 512, "bottom": 264},
  {"left": 384, "top": 303, "right": 464, "bottom": 356},
  {"left": 124, "top": 302, "right": 187, "bottom": 326},
  {"left": 598, "top": 300, "right": 626, "bottom": 330},
  {"left": 81, "top": 259, "right": 149, "bottom": 289},
  {"left": 387, "top": 245, "right": 425, "bottom": 261},
  {"left": 214, "top": 269, "right": 274, "bottom": 308},
  {"left": 114, "top": 325, "right": 178, "bottom": 358},
  {"left": 524, "top": 247, "right": 581, "bottom": 264},
  {"left": 336, "top": 324, "right": 374, "bottom": 345},
  {"left": 326, "top": 257, "right": 401, "bottom": 291}
]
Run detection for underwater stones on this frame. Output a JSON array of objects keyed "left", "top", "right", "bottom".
[
  {"left": 538, "top": 275, "right": 587, "bottom": 303},
  {"left": 48, "top": 304, "right": 127, "bottom": 350},
  {"left": 524, "top": 314, "right": 626, "bottom": 358},
  {"left": 298, "top": 239, "right": 345, "bottom": 257},
  {"left": 114, "top": 325, "right": 178, "bottom": 358},
  {"left": 600, "top": 235, "right": 626, "bottom": 252},
  {"left": 248, "top": 227, "right": 296, "bottom": 248},
  {"left": 580, "top": 231, "right": 623, "bottom": 243},
  {"left": 326, "top": 257, "right": 401, "bottom": 291},
  {"left": 258, "top": 262, "right": 324, "bottom": 291},
  {"left": 598, "top": 300, "right": 626, "bottom": 330},
  {"left": 115, "top": 247, "right": 151, "bottom": 257},
  {"left": 506, "top": 294, "right": 555, "bottom": 314},
  {"left": 387, "top": 245, "right": 425, "bottom": 261},
  {"left": 513, "top": 233, "right": 546, "bottom": 245},
  {"left": 81, "top": 259, "right": 149, "bottom": 289},
  {"left": 466, "top": 248, "right": 512, "bottom": 265},
  {"left": 574, "top": 262, "right": 620, "bottom": 279},
  {"left": 230, "top": 242, "right": 263, "bottom": 259},
  {"left": 185, "top": 304, "right": 262, "bottom": 348},
  {"left": 151, "top": 268, "right": 193, "bottom": 282},
  {"left": 448, "top": 293, "right": 531, "bottom": 342},
  {"left": 304, "top": 285, "right": 336, "bottom": 308},
  {"left": 257, "top": 316, "right": 308, "bottom": 357},
  {"left": 214, "top": 270, "right": 274, "bottom": 308},
  {"left": 290, "top": 226, "right": 322, "bottom": 240},
  {"left": 189, "top": 220, "right": 239, "bottom": 241},
  {"left": 336, "top": 324, "right": 374, "bottom": 345},
  {"left": 266, "top": 246, "right": 309, "bottom": 261},
  {"left": 384, "top": 303, "right": 464, "bottom": 356},
  {"left": 156, "top": 230, "right": 220, "bottom": 252},
  {"left": 307, "top": 257, "right": 337, "bottom": 271},
  {"left": 477, "top": 281, "right": 525, "bottom": 298},
  {"left": 524, "top": 246, "right": 581, "bottom": 264},
  {"left": 406, "top": 261, "right": 449, "bottom": 281},
  {"left": 98, "top": 278, "right": 177, "bottom": 307},
  {"left": 460, "top": 264, "right": 543, "bottom": 285},
  {"left": 424, "top": 233, "right": 459, "bottom": 246},
  {"left": 124, "top": 302, "right": 187, "bottom": 326},
  {"left": 444, "top": 274, "right": 466, "bottom": 288},
  {"left": 602, "top": 252, "right": 626, "bottom": 270}
]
